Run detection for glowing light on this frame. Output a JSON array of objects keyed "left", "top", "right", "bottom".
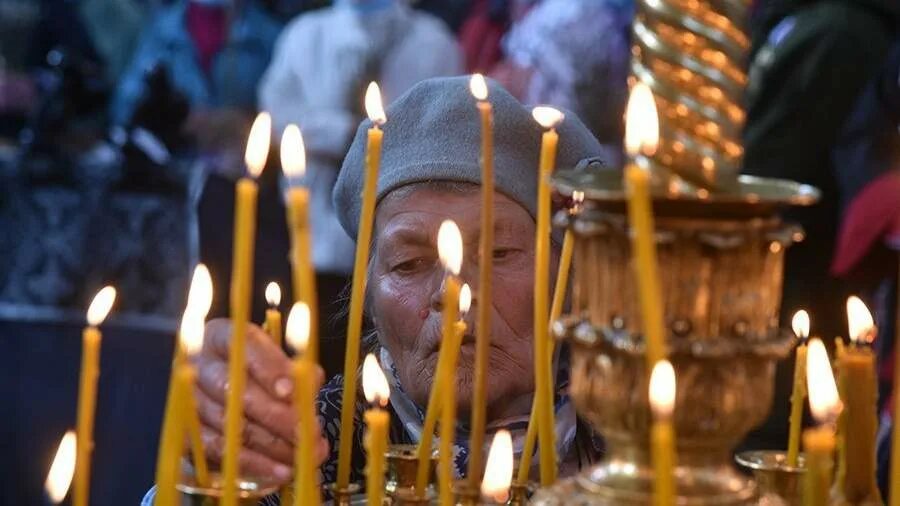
[
  {"left": 44, "top": 431, "right": 76, "bottom": 504},
  {"left": 649, "top": 360, "right": 676, "bottom": 418},
  {"left": 846, "top": 296, "right": 875, "bottom": 344},
  {"left": 280, "top": 124, "right": 306, "bottom": 178},
  {"left": 285, "top": 302, "right": 311, "bottom": 353},
  {"left": 791, "top": 310, "right": 810, "bottom": 340},
  {"left": 244, "top": 112, "right": 272, "bottom": 178},
  {"left": 469, "top": 74, "right": 488, "bottom": 101},
  {"left": 459, "top": 284, "right": 472, "bottom": 316},
  {"left": 806, "top": 338, "right": 841, "bottom": 424},
  {"left": 186, "top": 264, "right": 213, "bottom": 319},
  {"left": 437, "top": 220, "right": 463, "bottom": 275},
  {"left": 531, "top": 106, "right": 564, "bottom": 129},
  {"left": 480, "top": 429, "right": 513, "bottom": 503},
  {"left": 624, "top": 82, "right": 660, "bottom": 157},
  {"left": 179, "top": 312, "right": 205, "bottom": 356},
  {"left": 86, "top": 286, "right": 116, "bottom": 326},
  {"left": 362, "top": 353, "right": 390, "bottom": 407},
  {"left": 365, "top": 82, "right": 386, "bottom": 126},
  {"left": 265, "top": 282, "right": 282, "bottom": 307}
]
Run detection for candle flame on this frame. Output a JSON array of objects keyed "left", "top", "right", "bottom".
[
  {"left": 280, "top": 124, "right": 306, "bottom": 178},
  {"left": 265, "top": 281, "right": 282, "bottom": 307},
  {"left": 244, "top": 112, "right": 272, "bottom": 178},
  {"left": 286, "top": 302, "right": 311, "bottom": 354},
  {"left": 459, "top": 283, "right": 472, "bottom": 316},
  {"left": 44, "top": 430, "right": 76, "bottom": 504},
  {"left": 179, "top": 312, "right": 205, "bottom": 356},
  {"left": 806, "top": 338, "right": 841, "bottom": 424},
  {"left": 531, "top": 106, "right": 564, "bottom": 129},
  {"left": 470, "top": 74, "right": 488, "bottom": 101},
  {"left": 648, "top": 359, "right": 676, "bottom": 418},
  {"left": 480, "top": 429, "right": 513, "bottom": 503},
  {"left": 86, "top": 286, "right": 116, "bottom": 326},
  {"left": 624, "top": 82, "right": 660, "bottom": 157},
  {"left": 791, "top": 310, "right": 810, "bottom": 340},
  {"left": 846, "top": 296, "right": 875, "bottom": 344},
  {"left": 186, "top": 264, "right": 213, "bottom": 319},
  {"left": 362, "top": 353, "right": 390, "bottom": 406},
  {"left": 365, "top": 82, "right": 386, "bottom": 126},
  {"left": 437, "top": 220, "right": 463, "bottom": 275}
]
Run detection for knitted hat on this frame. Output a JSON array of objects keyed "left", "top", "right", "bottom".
[{"left": 333, "top": 76, "right": 605, "bottom": 237}]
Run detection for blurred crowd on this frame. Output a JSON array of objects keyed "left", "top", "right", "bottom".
[{"left": 1, "top": 0, "right": 899, "bottom": 483}]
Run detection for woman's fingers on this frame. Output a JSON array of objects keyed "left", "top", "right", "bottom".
[{"left": 201, "top": 425, "right": 293, "bottom": 484}]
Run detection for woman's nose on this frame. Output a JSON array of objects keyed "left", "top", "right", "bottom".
[{"left": 429, "top": 276, "right": 445, "bottom": 312}]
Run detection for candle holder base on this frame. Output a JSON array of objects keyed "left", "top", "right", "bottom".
[
  {"left": 509, "top": 481, "right": 535, "bottom": 505},
  {"left": 735, "top": 450, "right": 805, "bottom": 506},
  {"left": 325, "top": 483, "right": 364, "bottom": 505},
  {"left": 176, "top": 472, "right": 278, "bottom": 505},
  {"left": 453, "top": 480, "right": 481, "bottom": 506},
  {"left": 386, "top": 443, "right": 438, "bottom": 500},
  {"left": 391, "top": 487, "right": 436, "bottom": 505}
]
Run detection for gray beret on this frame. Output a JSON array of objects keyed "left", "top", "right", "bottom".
[{"left": 333, "top": 76, "right": 604, "bottom": 238}]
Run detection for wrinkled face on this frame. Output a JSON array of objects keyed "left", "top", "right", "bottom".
[{"left": 370, "top": 186, "right": 552, "bottom": 419}]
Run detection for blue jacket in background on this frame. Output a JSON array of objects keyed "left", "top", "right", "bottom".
[{"left": 110, "top": 0, "right": 281, "bottom": 125}]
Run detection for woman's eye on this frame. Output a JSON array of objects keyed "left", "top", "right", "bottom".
[
  {"left": 392, "top": 258, "right": 426, "bottom": 273},
  {"left": 493, "top": 248, "right": 515, "bottom": 260}
]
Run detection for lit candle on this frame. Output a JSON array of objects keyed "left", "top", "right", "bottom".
[
  {"left": 531, "top": 105, "right": 564, "bottom": 486},
  {"left": 835, "top": 296, "right": 882, "bottom": 503},
  {"left": 415, "top": 283, "right": 470, "bottom": 497},
  {"left": 74, "top": 286, "right": 116, "bottom": 506},
  {"left": 45, "top": 431, "right": 76, "bottom": 504},
  {"left": 281, "top": 125, "right": 318, "bottom": 361},
  {"left": 649, "top": 360, "right": 676, "bottom": 506},
  {"left": 803, "top": 338, "right": 842, "bottom": 506},
  {"left": 286, "top": 303, "right": 320, "bottom": 506},
  {"left": 264, "top": 281, "right": 283, "bottom": 347},
  {"left": 155, "top": 266, "right": 214, "bottom": 505},
  {"left": 222, "top": 112, "right": 271, "bottom": 506},
  {"left": 786, "top": 310, "right": 810, "bottom": 467},
  {"left": 437, "top": 221, "right": 465, "bottom": 503},
  {"left": 623, "top": 82, "right": 666, "bottom": 369},
  {"left": 467, "top": 72, "right": 495, "bottom": 483},
  {"left": 337, "top": 82, "right": 386, "bottom": 490},
  {"left": 481, "top": 430, "right": 513, "bottom": 504},
  {"left": 517, "top": 191, "right": 581, "bottom": 484},
  {"left": 362, "top": 353, "right": 391, "bottom": 506}
]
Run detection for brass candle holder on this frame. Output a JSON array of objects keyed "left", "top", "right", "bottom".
[
  {"left": 735, "top": 450, "right": 805, "bottom": 506},
  {"left": 325, "top": 482, "right": 363, "bottom": 505},
  {"left": 508, "top": 481, "right": 535, "bottom": 505},
  {"left": 176, "top": 472, "right": 278, "bottom": 505},
  {"left": 385, "top": 443, "right": 438, "bottom": 500}
]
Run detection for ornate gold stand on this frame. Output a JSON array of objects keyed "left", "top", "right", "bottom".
[
  {"left": 735, "top": 450, "right": 805, "bottom": 506},
  {"left": 386, "top": 443, "right": 437, "bottom": 500},
  {"left": 176, "top": 472, "right": 278, "bottom": 505},
  {"left": 325, "top": 482, "right": 363, "bottom": 505}
]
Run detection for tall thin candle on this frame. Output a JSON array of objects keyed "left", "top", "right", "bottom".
[
  {"left": 362, "top": 354, "right": 391, "bottom": 506},
  {"left": 649, "top": 360, "right": 676, "bottom": 506},
  {"left": 468, "top": 73, "right": 495, "bottom": 482},
  {"left": 786, "top": 310, "right": 810, "bottom": 466},
  {"left": 286, "top": 303, "right": 320, "bottom": 506},
  {"left": 281, "top": 125, "right": 318, "bottom": 360},
  {"left": 222, "top": 112, "right": 270, "bottom": 506},
  {"left": 74, "top": 286, "right": 116, "bottom": 506},
  {"left": 803, "top": 338, "right": 842, "bottom": 506},
  {"left": 531, "top": 106, "right": 564, "bottom": 486},
  {"left": 264, "top": 282, "right": 283, "bottom": 346},
  {"left": 337, "top": 82, "right": 386, "bottom": 489}
]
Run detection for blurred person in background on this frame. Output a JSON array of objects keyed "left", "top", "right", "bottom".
[
  {"left": 491, "top": 0, "right": 632, "bottom": 161},
  {"left": 257, "top": 0, "right": 462, "bottom": 371},
  {"left": 111, "top": 0, "right": 281, "bottom": 154}
]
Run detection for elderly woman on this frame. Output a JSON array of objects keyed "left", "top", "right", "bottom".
[{"left": 188, "top": 77, "right": 608, "bottom": 495}]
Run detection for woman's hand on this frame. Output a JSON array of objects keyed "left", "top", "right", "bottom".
[{"left": 194, "top": 319, "right": 329, "bottom": 484}]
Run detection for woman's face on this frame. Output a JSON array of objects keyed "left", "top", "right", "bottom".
[{"left": 370, "top": 186, "right": 552, "bottom": 420}]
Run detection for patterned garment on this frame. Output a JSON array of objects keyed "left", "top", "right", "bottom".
[{"left": 142, "top": 347, "right": 603, "bottom": 505}]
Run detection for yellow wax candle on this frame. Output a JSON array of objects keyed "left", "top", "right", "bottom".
[
  {"left": 223, "top": 112, "right": 270, "bottom": 506},
  {"left": 531, "top": 106, "right": 564, "bottom": 486},
  {"left": 649, "top": 360, "right": 676, "bottom": 506},
  {"left": 439, "top": 276, "right": 461, "bottom": 505},
  {"left": 787, "top": 310, "right": 810, "bottom": 466},
  {"left": 45, "top": 430, "right": 77, "bottom": 504},
  {"left": 835, "top": 296, "right": 882, "bottom": 503},
  {"left": 468, "top": 73, "right": 495, "bottom": 483},
  {"left": 362, "top": 354, "right": 391, "bottom": 506},
  {"left": 181, "top": 365, "right": 209, "bottom": 487},
  {"left": 337, "top": 82, "right": 385, "bottom": 489},
  {"left": 804, "top": 337, "right": 842, "bottom": 506},
  {"left": 74, "top": 286, "right": 116, "bottom": 506},
  {"left": 286, "top": 303, "right": 321, "bottom": 506},
  {"left": 265, "top": 282, "right": 283, "bottom": 347},
  {"left": 281, "top": 125, "right": 318, "bottom": 361},
  {"left": 517, "top": 226, "right": 575, "bottom": 483},
  {"left": 891, "top": 267, "right": 900, "bottom": 506}
]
